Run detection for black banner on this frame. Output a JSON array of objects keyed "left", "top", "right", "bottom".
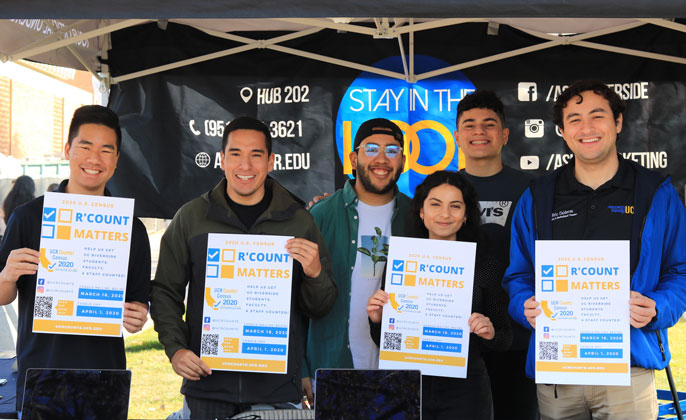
[{"left": 107, "top": 22, "right": 686, "bottom": 219}]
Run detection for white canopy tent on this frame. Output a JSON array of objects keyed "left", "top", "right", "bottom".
[{"left": 1, "top": 16, "right": 685, "bottom": 90}]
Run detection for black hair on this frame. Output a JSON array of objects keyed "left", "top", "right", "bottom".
[
  {"left": 353, "top": 118, "right": 404, "bottom": 150},
  {"left": 67, "top": 105, "right": 122, "bottom": 151},
  {"left": 552, "top": 80, "right": 626, "bottom": 129},
  {"left": 456, "top": 90, "right": 507, "bottom": 127},
  {"left": 222, "top": 116, "right": 272, "bottom": 155},
  {"left": 408, "top": 171, "right": 485, "bottom": 248},
  {"left": 3, "top": 175, "right": 35, "bottom": 224}
]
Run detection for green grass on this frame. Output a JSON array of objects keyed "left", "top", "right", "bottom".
[
  {"left": 657, "top": 319, "right": 686, "bottom": 395},
  {"left": 124, "top": 320, "right": 686, "bottom": 418},
  {"left": 125, "top": 328, "right": 183, "bottom": 419}
]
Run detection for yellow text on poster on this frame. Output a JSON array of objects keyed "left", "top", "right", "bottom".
[
  {"left": 33, "top": 319, "right": 121, "bottom": 336},
  {"left": 380, "top": 350, "right": 466, "bottom": 367},
  {"left": 203, "top": 357, "right": 286, "bottom": 373}
]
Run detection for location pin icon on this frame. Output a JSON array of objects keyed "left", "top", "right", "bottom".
[{"left": 240, "top": 87, "right": 253, "bottom": 103}]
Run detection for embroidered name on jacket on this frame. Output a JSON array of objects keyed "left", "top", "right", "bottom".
[{"left": 551, "top": 209, "right": 577, "bottom": 221}]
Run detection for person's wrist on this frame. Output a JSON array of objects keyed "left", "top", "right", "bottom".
[{"left": 0, "top": 271, "right": 12, "bottom": 284}]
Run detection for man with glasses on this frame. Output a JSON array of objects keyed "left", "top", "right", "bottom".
[{"left": 301, "top": 118, "right": 410, "bottom": 404}]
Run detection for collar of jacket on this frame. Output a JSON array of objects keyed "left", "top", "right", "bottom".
[
  {"left": 55, "top": 179, "right": 112, "bottom": 196},
  {"left": 530, "top": 155, "right": 666, "bottom": 275},
  {"left": 204, "top": 177, "right": 305, "bottom": 230}
]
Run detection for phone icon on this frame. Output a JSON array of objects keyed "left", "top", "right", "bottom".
[{"left": 189, "top": 120, "right": 201, "bottom": 135}]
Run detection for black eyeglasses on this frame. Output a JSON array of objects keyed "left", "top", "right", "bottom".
[{"left": 355, "top": 143, "right": 403, "bottom": 159}]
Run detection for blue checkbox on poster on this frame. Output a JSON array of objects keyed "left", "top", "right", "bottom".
[
  {"left": 542, "top": 279, "right": 554, "bottom": 292},
  {"left": 41, "top": 224, "right": 55, "bottom": 239},
  {"left": 391, "top": 273, "right": 403, "bottom": 285},
  {"left": 207, "top": 248, "right": 220, "bottom": 262},
  {"left": 541, "top": 265, "right": 554, "bottom": 277},
  {"left": 42, "top": 208, "right": 56, "bottom": 222},
  {"left": 392, "top": 260, "right": 404, "bottom": 272},
  {"left": 206, "top": 264, "right": 219, "bottom": 278}
]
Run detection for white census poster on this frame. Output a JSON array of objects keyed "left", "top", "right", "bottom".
[
  {"left": 201, "top": 234, "right": 293, "bottom": 374},
  {"left": 34, "top": 192, "right": 134, "bottom": 337},
  {"left": 379, "top": 236, "right": 476, "bottom": 378},
  {"left": 535, "top": 240, "right": 631, "bottom": 386}
]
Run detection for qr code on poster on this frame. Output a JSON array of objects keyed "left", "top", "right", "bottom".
[
  {"left": 383, "top": 332, "right": 402, "bottom": 351},
  {"left": 201, "top": 334, "right": 219, "bottom": 356},
  {"left": 33, "top": 296, "right": 53, "bottom": 318},
  {"left": 539, "top": 341, "right": 558, "bottom": 360}
]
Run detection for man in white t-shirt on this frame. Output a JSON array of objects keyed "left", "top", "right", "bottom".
[{"left": 302, "top": 118, "right": 412, "bottom": 402}]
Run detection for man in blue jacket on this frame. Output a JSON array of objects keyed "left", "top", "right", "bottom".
[{"left": 503, "top": 79, "right": 686, "bottom": 419}]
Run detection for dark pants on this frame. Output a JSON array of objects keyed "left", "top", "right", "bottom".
[
  {"left": 484, "top": 349, "right": 539, "bottom": 420},
  {"left": 422, "top": 359, "right": 493, "bottom": 420},
  {"left": 186, "top": 396, "right": 245, "bottom": 420}
]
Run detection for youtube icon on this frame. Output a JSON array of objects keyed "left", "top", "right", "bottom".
[{"left": 520, "top": 156, "right": 539, "bottom": 170}]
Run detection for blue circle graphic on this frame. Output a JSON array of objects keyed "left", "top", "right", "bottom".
[{"left": 336, "top": 56, "right": 475, "bottom": 197}]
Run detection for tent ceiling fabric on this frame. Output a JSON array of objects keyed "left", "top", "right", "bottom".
[{"left": 1, "top": 0, "right": 685, "bottom": 19}]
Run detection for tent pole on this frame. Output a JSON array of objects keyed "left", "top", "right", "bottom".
[
  {"left": 112, "top": 44, "right": 260, "bottom": 83},
  {"left": 418, "top": 20, "right": 655, "bottom": 79},
  {"left": 6, "top": 19, "right": 150, "bottom": 63},
  {"left": 42, "top": 20, "right": 102, "bottom": 82},
  {"left": 409, "top": 19, "right": 415, "bottom": 84},
  {"left": 195, "top": 25, "right": 407, "bottom": 79},
  {"left": 574, "top": 41, "right": 686, "bottom": 65},
  {"left": 267, "top": 44, "right": 406, "bottom": 80},
  {"left": 99, "top": 24, "right": 112, "bottom": 102},
  {"left": 397, "top": 33, "right": 409, "bottom": 81},
  {"left": 516, "top": 21, "right": 646, "bottom": 42},
  {"left": 395, "top": 18, "right": 486, "bottom": 35},
  {"left": 640, "top": 18, "right": 686, "bottom": 33},
  {"left": 520, "top": 24, "right": 685, "bottom": 65},
  {"left": 417, "top": 39, "right": 563, "bottom": 80},
  {"left": 0, "top": 19, "right": 89, "bottom": 62},
  {"left": 273, "top": 18, "right": 376, "bottom": 36},
  {"left": 193, "top": 26, "right": 321, "bottom": 47},
  {"left": 113, "top": 27, "right": 406, "bottom": 83}
]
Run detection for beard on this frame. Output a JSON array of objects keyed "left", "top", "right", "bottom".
[{"left": 356, "top": 164, "right": 403, "bottom": 195}]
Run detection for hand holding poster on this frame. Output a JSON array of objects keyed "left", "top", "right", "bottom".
[
  {"left": 34, "top": 192, "right": 134, "bottom": 337},
  {"left": 201, "top": 234, "right": 293, "bottom": 374},
  {"left": 378, "top": 236, "right": 476, "bottom": 378},
  {"left": 535, "top": 240, "right": 631, "bottom": 386}
]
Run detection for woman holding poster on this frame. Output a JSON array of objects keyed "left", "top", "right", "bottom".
[{"left": 367, "top": 171, "right": 511, "bottom": 420}]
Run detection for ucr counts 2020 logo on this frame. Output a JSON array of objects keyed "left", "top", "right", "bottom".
[{"left": 336, "top": 56, "right": 475, "bottom": 197}]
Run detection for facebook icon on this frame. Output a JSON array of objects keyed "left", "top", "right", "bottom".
[{"left": 518, "top": 82, "right": 538, "bottom": 101}]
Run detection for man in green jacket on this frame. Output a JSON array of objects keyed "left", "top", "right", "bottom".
[
  {"left": 302, "top": 118, "right": 411, "bottom": 402},
  {"left": 150, "top": 117, "right": 336, "bottom": 419}
]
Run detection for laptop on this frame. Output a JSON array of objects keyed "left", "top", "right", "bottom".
[
  {"left": 315, "top": 369, "right": 421, "bottom": 420},
  {"left": 21, "top": 369, "right": 131, "bottom": 420}
]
